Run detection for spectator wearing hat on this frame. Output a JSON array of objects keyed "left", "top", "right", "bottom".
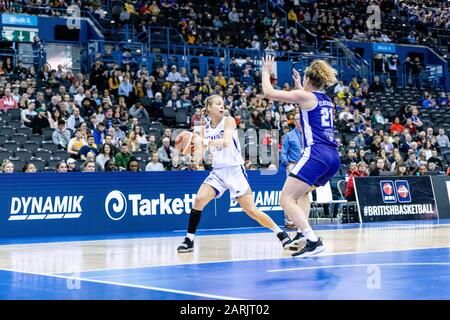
[
  {"left": 29, "top": 106, "right": 50, "bottom": 135},
  {"left": 166, "top": 65, "right": 182, "bottom": 83},
  {"left": 66, "top": 158, "right": 78, "bottom": 172},
  {"left": 52, "top": 119, "right": 71, "bottom": 149}
]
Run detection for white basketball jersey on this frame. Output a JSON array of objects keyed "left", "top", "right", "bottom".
[{"left": 204, "top": 116, "right": 244, "bottom": 168}]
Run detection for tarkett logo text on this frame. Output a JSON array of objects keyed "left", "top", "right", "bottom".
[{"left": 105, "top": 190, "right": 195, "bottom": 221}]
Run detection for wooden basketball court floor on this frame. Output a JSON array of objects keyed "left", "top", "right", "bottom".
[{"left": 0, "top": 219, "right": 449, "bottom": 299}]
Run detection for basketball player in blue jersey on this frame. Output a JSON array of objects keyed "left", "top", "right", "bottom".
[
  {"left": 261, "top": 56, "right": 340, "bottom": 258},
  {"left": 177, "top": 95, "right": 292, "bottom": 253}
]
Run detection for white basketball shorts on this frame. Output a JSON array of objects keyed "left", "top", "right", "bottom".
[{"left": 203, "top": 165, "right": 250, "bottom": 200}]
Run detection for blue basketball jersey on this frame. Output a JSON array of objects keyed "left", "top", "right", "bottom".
[{"left": 300, "top": 91, "right": 337, "bottom": 148}]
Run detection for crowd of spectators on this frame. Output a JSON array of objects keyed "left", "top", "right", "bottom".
[
  {"left": 1, "top": 48, "right": 449, "bottom": 180},
  {"left": 0, "top": 0, "right": 104, "bottom": 18},
  {"left": 336, "top": 74, "right": 450, "bottom": 200},
  {"left": 114, "top": 0, "right": 312, "bottom": 53},
  {"left": 2, "top": 1, "right": 450, "bottom": 56},
  {"left": 0, "top": 0, "right": 449, "bottom": 181},
  {"left": 291, "top": 0, "right": 450, "bottom": 49},
  {"left": 0, "top": 42, "right": 296, "bottom": 174}
]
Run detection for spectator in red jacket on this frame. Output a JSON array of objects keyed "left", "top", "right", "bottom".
[
  {"left": 390, "top": 116, "right": 404, "bottom": 135},
  {"left": 345, "top": 161, "right": 369, "bottom": 201},
  {"left": 0, "top": 87, "right": 18, "bottom": 112}
]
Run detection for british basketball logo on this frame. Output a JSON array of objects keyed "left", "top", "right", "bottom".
[
  {"left": 380, "top": 180, "right": 397, "bottom": 203},
  {"left": 395, "top": 181, "right": 412, "bottom": 203}
]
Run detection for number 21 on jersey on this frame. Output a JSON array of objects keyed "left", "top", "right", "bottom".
[{"left": 321, "top": 108, "right": 333, "bottom": 127}]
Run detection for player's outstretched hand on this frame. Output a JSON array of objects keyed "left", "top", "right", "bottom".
[
  {"left": 262, "top": 55, "right": 275, "bottom": 73},
  {"left": 293, "top": 68, "right": 303, "bottom": 90}
]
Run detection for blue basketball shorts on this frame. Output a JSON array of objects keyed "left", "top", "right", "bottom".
[{"left": 289, "top": 144, "right": 341, "bottom": 187}]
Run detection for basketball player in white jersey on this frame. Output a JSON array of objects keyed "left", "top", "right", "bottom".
[{"left": 177, "top": 95, "right": 292, "bottom": 252}]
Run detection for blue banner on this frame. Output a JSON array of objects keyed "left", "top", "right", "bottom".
[
  {"left": 0, "top": 171, "right": 286, "bottom": 240},
  {"left": 1, "top": 13, "right": 38, "bottom": 27},
  {"left": 372, "top": 43, "right": 396, "bottom": 54}
]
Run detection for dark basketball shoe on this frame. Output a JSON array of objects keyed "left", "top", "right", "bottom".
[
  {"left": 286, "top": 232, "right": 306, "bottom": 251},
  {"left": 277, "top": 231, "right": 293, "bottom": 249},
  {"left": 292, "top": 237, "right": 325, "bottom": 258},
  {"left": 177, "top": 237, "right": 194, "bottom": 253}
]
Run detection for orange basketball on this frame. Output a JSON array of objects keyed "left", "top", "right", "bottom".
[{"left": 175, "top": 131, "right": 196, "bottom": 155}]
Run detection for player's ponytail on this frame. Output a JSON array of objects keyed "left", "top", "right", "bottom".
[{"left": 305, "top": 60, "right": 338, "bottom": 89}]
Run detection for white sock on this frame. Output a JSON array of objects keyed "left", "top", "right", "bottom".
[
  {"left": 187, "top": 233, "right": 195, "bottom": 241},
  {"left": 271, "top": 225, "right": 283, "bottom": 234},
  {"left": 303, "top": 228, "right": 318, "bottom": 242},
  {"left": 297, "top": 228, "right": 303, "bottom": 234}
]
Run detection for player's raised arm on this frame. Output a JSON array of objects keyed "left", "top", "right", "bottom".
[
  {"left": 261, "top": 56, "right": 337, "bottom": 110},
  {"left": 261, "top": 55, "right": 315, "bottom": 107},
  {"left": 207, "top": 117, "right": 235, "bottom": 148}
]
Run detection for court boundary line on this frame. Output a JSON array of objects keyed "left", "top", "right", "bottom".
[
  {"left": 267, "top": 262, "right": 450, "bottom": 273},
  {"left": 59, "top": 245, "right": 450, "bottom": 274},
  {"left": 0, "top": 267, "right": 245, "bottom": 300}
]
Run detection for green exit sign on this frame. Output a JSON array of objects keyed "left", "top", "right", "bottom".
[{"left": 1, "top": 27, "right": 38, "bottom": 43}]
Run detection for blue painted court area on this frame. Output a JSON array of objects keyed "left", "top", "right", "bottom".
[
  {"left": 0, "top": 246, "right": 449, "bottom": 300},
  {"left": 0, "top": 270, "right": 210, "bottom": 300}
]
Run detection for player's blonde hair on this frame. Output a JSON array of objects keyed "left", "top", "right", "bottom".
[
  {"left": 202, "top": 94, "right": 222, "bottom": 117},
  {"left": 305, "top": 60, "right": 338, "bottom": 89}
]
